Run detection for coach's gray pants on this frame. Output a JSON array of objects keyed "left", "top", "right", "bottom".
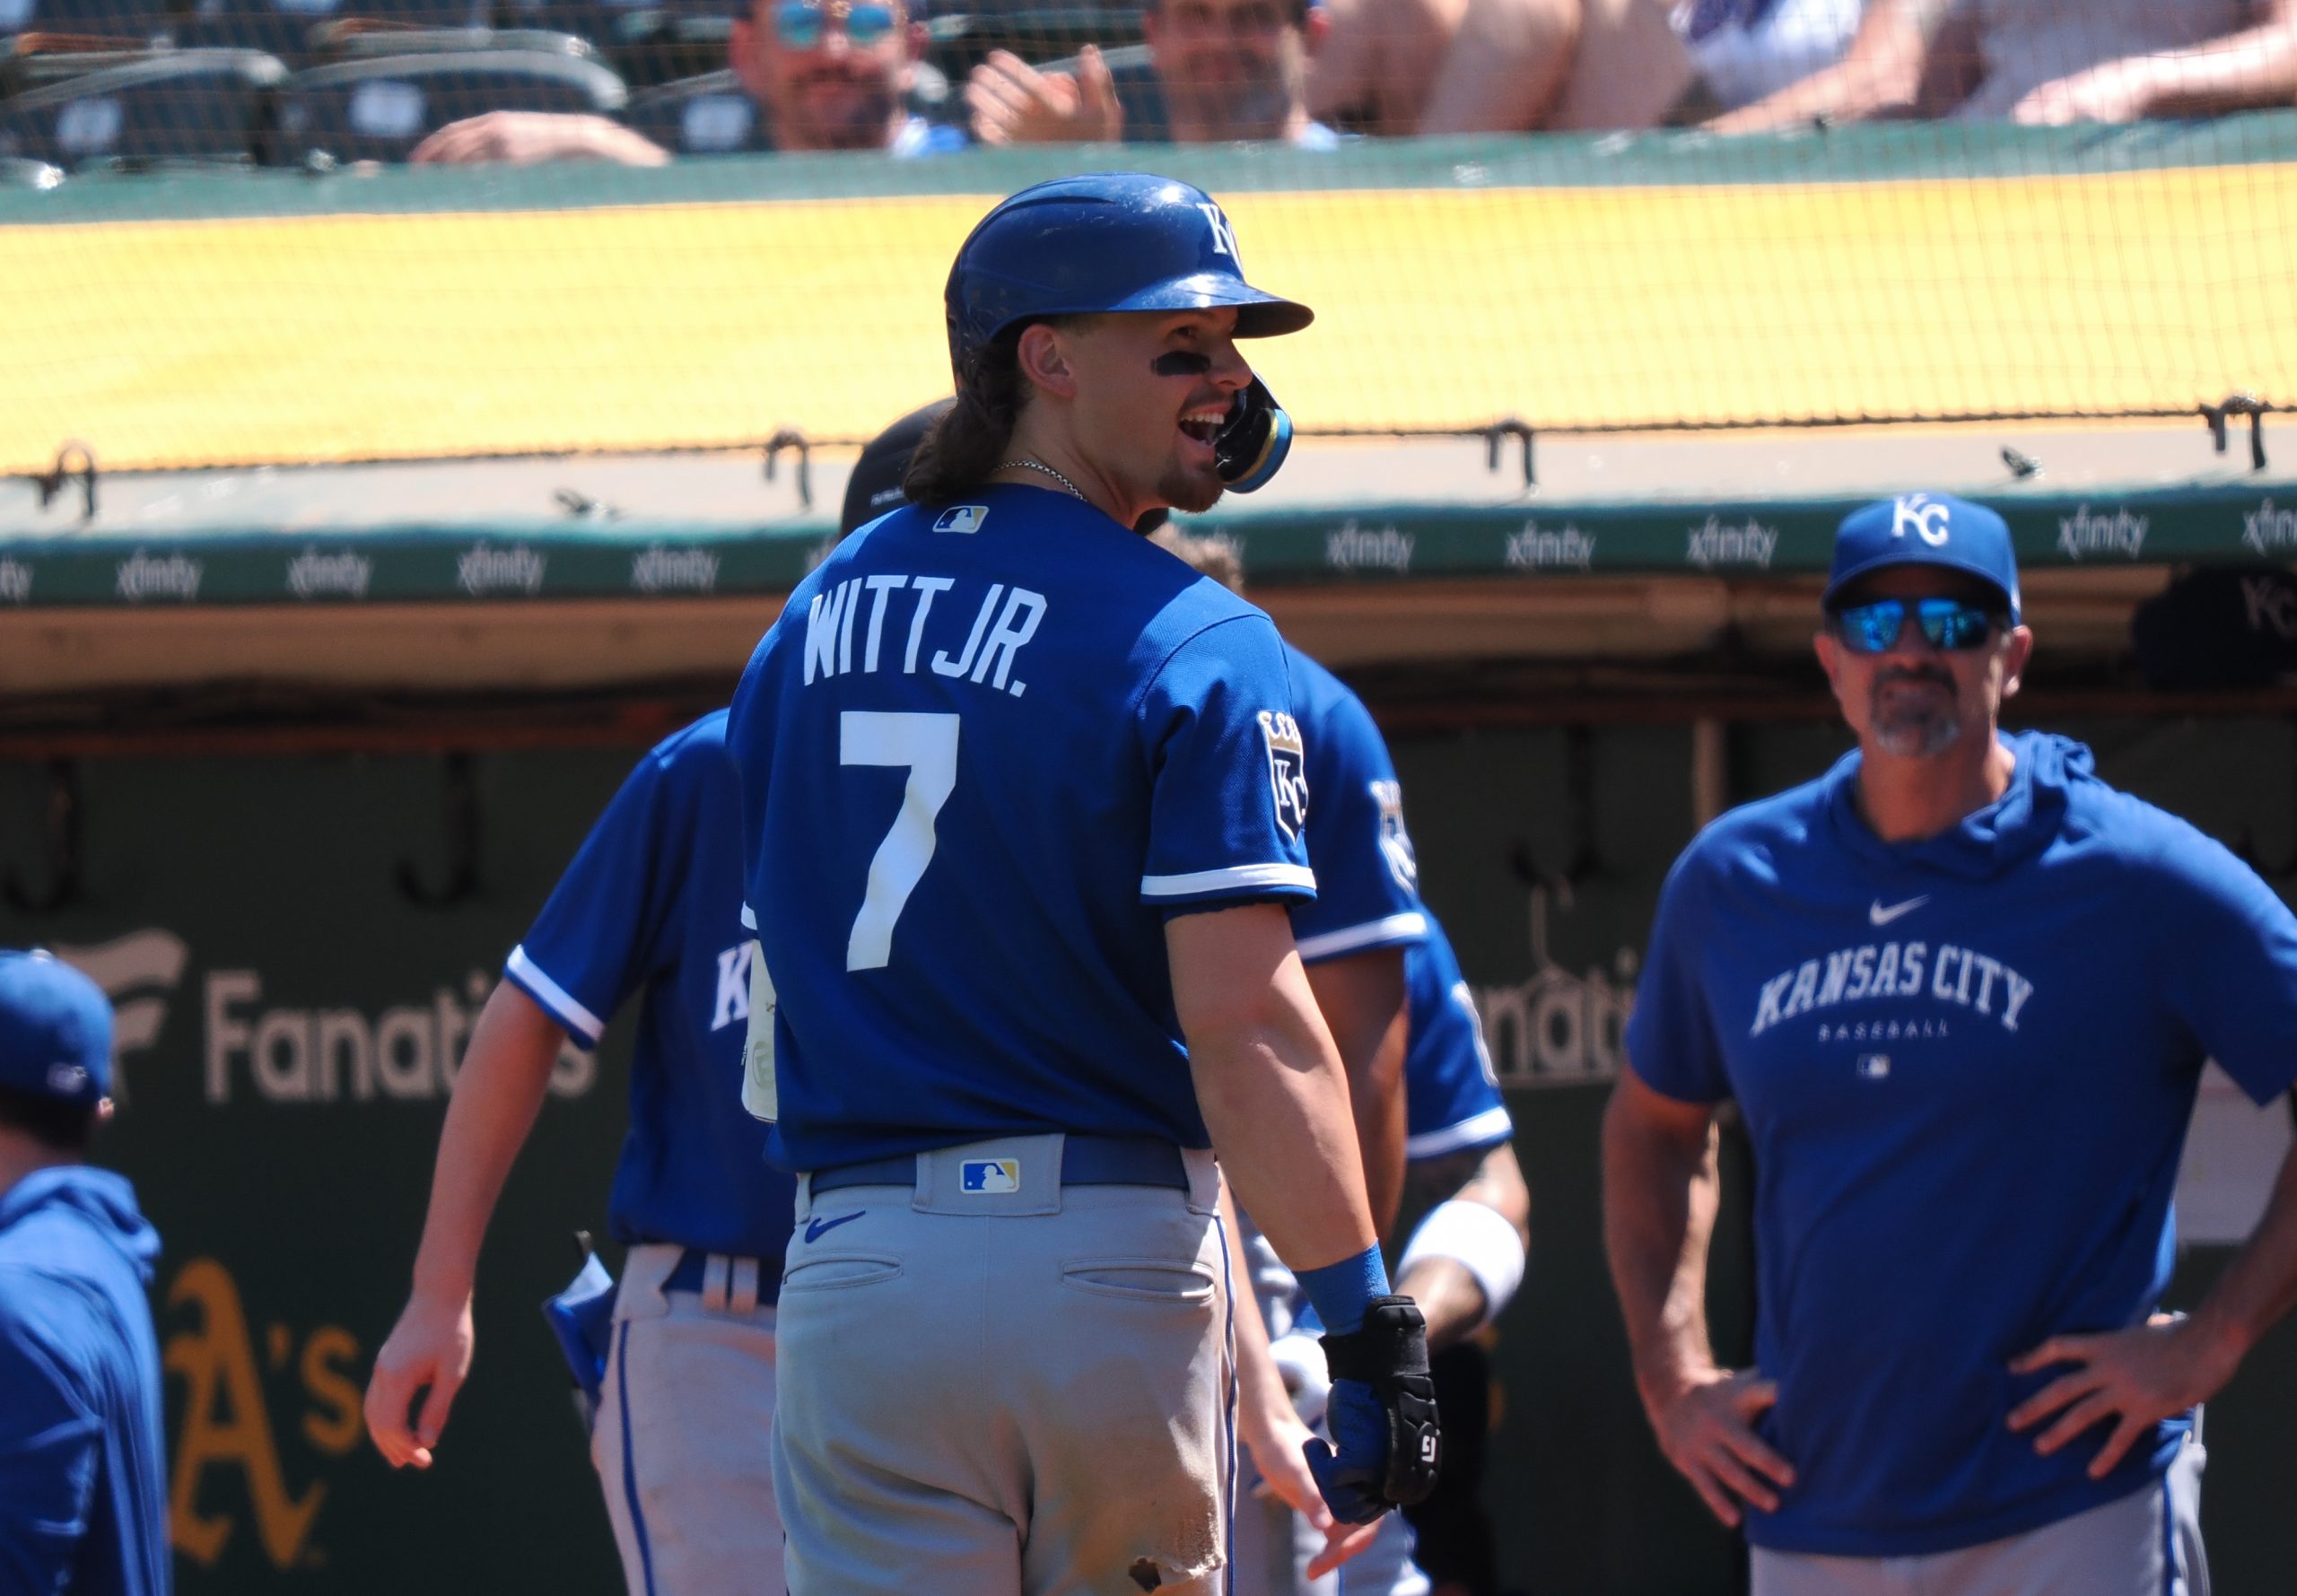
[
  {"left": 773, "top": 1135, "right": 1232, "bottom": 1596},
  {"left": 1751, "top": 1429, "right": 2208, "bottom": 1596}
]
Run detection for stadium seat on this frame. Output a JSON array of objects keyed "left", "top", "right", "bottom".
[
  {"left": 0, "top": 48, "right": 285, "bottom": 166},
  {"left": 172, "top": 0, "right": 483, "bottom": 66},
  {"left": 619, "top": 65, "right": 757, "bottom": 153},
  {"left": 273, "top": 47, "right": 625, "bottom": 161},
  {"left": 0, "top": 0, "right": 169, "bottom": 46},
  {"left": 325, "top": 22, "right": 595, "bottom": 59},
  {"left": 0, "top": 153, "right": 64, "bottom": 183}
]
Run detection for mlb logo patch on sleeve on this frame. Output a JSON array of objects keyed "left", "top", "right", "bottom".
[
  {"left": 1259, "top": 711, "right": 1309, "bottom": 840},
  {"left": 933, "top": 505, "right": 990, "bottom": 535},
  {"left": 961, "top": 1158, "right": 1021, "bottom": 1193}
]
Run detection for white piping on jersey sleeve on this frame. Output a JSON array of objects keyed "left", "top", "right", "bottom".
[
  {"left": 1405, "top": 1105, "right": 1515, "bottom": 1162},
  {"left": 1296, "top": 911, "right": 1428, "bottom": 963},
  {"left": 1140, "top": 862, "right": 1318, "bottom": 899},
  {"left": 505, "top": 945, "right": 607, "bottom": 1048},
  {"left": 740, "top": 903, "right": 756, "bottom": 930}
]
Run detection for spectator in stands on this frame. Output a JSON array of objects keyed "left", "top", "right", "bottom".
[
  {"left": 413, "top": 0, "right": 961, "bottom": 162},
  {"left": 1673, "top": 0, "right": 1865, "bottom": 117},
  {"left": 965, "top": 0, "right": 1336, "bottom": 145},
  {"left": 1708, "top": 0, "right": 2297, "bottom": 130},
  {"left": 1306, "top": 0, "right": 1691, "bottom": 137}
]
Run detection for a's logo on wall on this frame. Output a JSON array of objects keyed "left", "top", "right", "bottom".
[
  {"left": 165, "top": 1258, "right": 363, "bottom": 1573},
  {"left": 1258, "top": 711, "right": 1310, "bottom": 841}
]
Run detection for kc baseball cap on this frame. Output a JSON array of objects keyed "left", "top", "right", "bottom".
[
  {"left": 1823, "top": 493, "right": 2022, "bottom": 625},
  {"left": 0, "top": 949, "right": 112, "bottom": 1105}
]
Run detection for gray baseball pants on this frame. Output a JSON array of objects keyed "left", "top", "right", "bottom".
[
  {"left": 773, "top": 1135, "right": 1234, "bottom": 1596},
  {"left": 1751, "top": 1430, "right": 2208, "bottom": 1596}
]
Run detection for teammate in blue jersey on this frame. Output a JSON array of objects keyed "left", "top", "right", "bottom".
[
  {"left": 1604, "top": 493, "right": 2297, "bottom": 1593},
  {"left": 729, "top": 173, "right": 1438, "bottom": 1596},
  {"left": 0, "top": 950, "right": 169, "bottom": 1596},
  {"left": 1149, "top": 529, "right": 1526, "bottom": 1596},
  {"left": 365, "top": 712, "right": 795, "bottom": 1596}
]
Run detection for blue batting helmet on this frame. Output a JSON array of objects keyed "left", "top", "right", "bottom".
[{"left": 943, "top": 172, "right": 1314, "bottom": 385}]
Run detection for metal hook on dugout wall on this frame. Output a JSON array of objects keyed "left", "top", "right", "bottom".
[
  {"left": 397, "top": 752, "right": 482, "bottom": 910},
  {"left": 1506, "top": 725, "right": 1604, "bottom": 892},
  {"left": 1483, "top": 417, "right": 1534, "bottom": 490},
  {"left": 764, "top": 428, "right": 814, "bottom": 509},
  {"left": 2199, "top": 395, "right": 2271, "bottom": 472},
  {"left": 31, "top": 440, "right": 97, "bottom": 521},
  {"left": 4, "top": 760, "right": 85, "bottom": 916}
]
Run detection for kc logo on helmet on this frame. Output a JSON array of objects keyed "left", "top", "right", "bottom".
[
  {"left": 961, "top": 1158, "right": 1020, "bottom": 1193},
  {"left": 1891, "top": 493, "right": 1952, "bottom": 546},
  {"left": 1194, "top": 203, "right": 1240, "bottom": 262}
]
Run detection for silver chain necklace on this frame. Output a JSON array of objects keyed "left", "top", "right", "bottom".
[{"left": 996, "top": 458, "right": 1085, "bottom": 501}]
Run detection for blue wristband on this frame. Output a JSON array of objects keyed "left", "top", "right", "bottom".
[{"left": 1296, "top": 1245, "right": 1390, "bottom": 1338}]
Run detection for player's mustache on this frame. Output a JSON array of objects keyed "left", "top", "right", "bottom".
[{"left": 1876, "top": 667, "right": 1954, "bottom": 692}]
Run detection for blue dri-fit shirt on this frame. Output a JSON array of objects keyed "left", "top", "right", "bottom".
[
  {"left": 1285, "top": 641, "right": 1428, "bottom": 963},
  {"left": 505, "top": 711, "right": 794, "bottom": 1262},
  {"left": 728, "top": 484, "right": 1316, "bottom": 1171},
  {"left": 1627, "top": 730, "right": 2297, "bottom": 1557},
  {"left": 1403, "top": 917, "right": 1513, "bottom": 1163},
  {"left": 0, "top": 1167, "right": 170, "bottom": 1596}
]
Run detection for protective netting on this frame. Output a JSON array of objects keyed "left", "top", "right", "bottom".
[{"left": 4, "top": 0, "right": 2296, "bottom": 470}]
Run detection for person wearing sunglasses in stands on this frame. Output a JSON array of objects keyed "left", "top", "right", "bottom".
[
  {"left": 412, "top": 0, "right": 965, "bottom": 164},
  {"left": 1603, "top": 492, "right": 2297, "bottom": 1594}
]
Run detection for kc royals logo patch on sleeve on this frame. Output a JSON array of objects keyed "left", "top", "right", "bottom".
[
  {"left": 1372, "top": 779, "right": 1418, "bottom": 891},
  {"left": 1258, "top": 711, "right": 1310, "bottom": 840},
  {"left": 740, "top": 938, "right": 779, "bottom": 1122},
  {"left": 961, "top": 1158, "right": 1021, "bottom": 1193}
]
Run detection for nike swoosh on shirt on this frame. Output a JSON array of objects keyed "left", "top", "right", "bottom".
[
  {"left": 1868, "top": 895, "right": 1930, "bottom": 927},
  {"left": 804, "top": 1211, "right": 865, "bottom": 1243}
]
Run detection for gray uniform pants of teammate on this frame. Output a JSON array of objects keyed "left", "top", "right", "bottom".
[
  {"left": 596, "top": 1243, "right": 784, "bottom": 1596},
  {"left": 773, "top": 1135, "right": 1234, "bottom": 1596},
  {"left": 1752, "top": 1427, "right": 2208, "bottom": 1596}
]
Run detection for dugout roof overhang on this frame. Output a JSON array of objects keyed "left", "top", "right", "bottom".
[{"left": 0, "top": 418, "right": 2284, "bottom": 705}]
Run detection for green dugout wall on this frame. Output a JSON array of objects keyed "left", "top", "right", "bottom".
[{"left": 4, "top": 711, "right": 2294, "bottom": 1595}]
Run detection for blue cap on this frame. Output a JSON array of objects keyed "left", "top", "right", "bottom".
[
  {"left": 0, "top": 950, "right": 113, "bottom": 1105},
  {"left": 1823, "top": 493, "right": 2022, "bottom": 624},
  {"left": 945, "top": 173, "right": 1313, "bottom": 384}
]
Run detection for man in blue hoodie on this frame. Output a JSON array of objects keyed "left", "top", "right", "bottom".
[
  {"left": 1603, "top": 494, "right": 2297, "bottom": 1593},
  {"left": 0, "top": 949, "right": 170, "bottom": 1596}
]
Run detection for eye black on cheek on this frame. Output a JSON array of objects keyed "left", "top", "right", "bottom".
[{"left": 1151, "top": 352, "right": 1212, "bottom": 377}]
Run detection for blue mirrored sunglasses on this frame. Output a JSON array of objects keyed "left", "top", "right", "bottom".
[
  {"left": 775, "top": 0, "right": 895, "bottom": 44},
  {"left": 1831, "top": 596, "right": 1998, "bottom": 654}
]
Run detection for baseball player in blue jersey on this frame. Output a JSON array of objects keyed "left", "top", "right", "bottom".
[
  {"left": 729, "top": 172, "right": 1439, "bottom": 1596},
  {"left": 1605, "top": 493, "right": 2297, "bottom": 1593},
  {"left": 1242, "top": 920, "right": 1533, "bottom": 1596},
  {"left": 365, "top": 711, "right": 795, "bottom": 1596},
  {"left": 1148, "top": 529, "right": 1527, "bottom": 1596},
  {"left": 0, "top": 950, "right": 169, "bottom": 1596}
]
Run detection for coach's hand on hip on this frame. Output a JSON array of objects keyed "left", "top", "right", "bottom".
[
  {"left": 1645, "top": 1363, "right": 1797, "bottom": 1528},
  {"left": 2007, "top": 1312, "right": 2243, "bottom": 1478}
]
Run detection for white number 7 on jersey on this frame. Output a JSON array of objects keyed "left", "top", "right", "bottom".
[{"left": 840, "top": 711, "right": 960, "bottom": 972}]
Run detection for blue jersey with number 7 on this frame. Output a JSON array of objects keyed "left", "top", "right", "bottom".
[{"left": 727, "top": 484, "right": 1318, "bottom": 1172}]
